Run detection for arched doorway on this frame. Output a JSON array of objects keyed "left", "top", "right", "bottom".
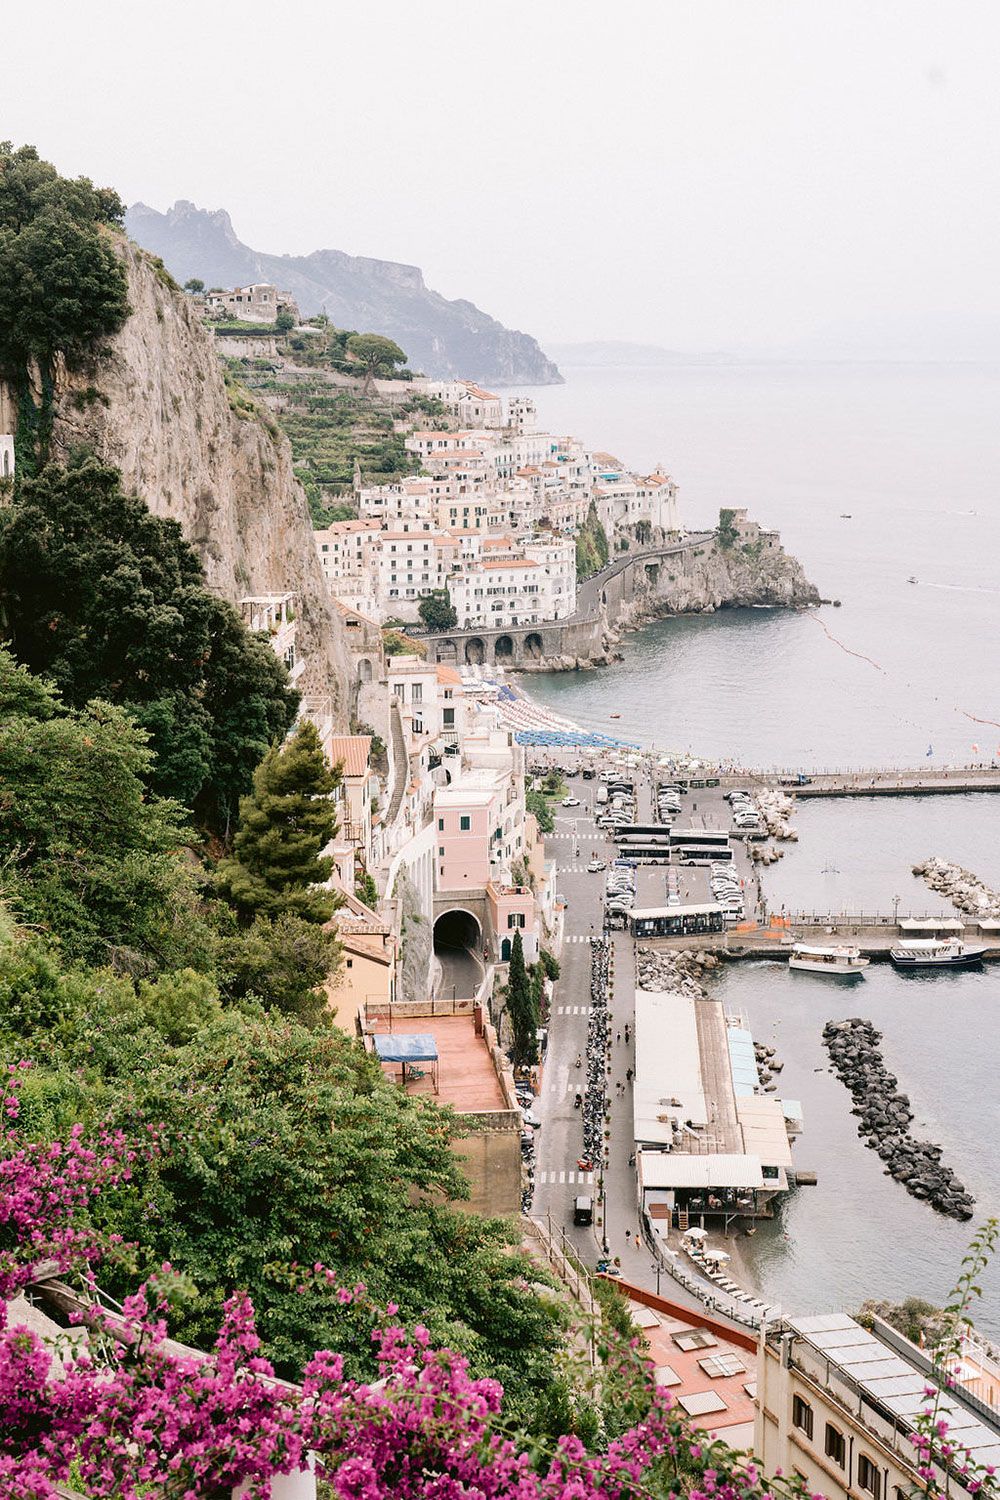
[
  {"left": 500, "top": 936, "right": 512, "bottom": 962},
  {"left": 358, "top": 657, "right": 374, "bottom": 683},
  {"left": 464, "top": 637, "right": 486, "bottom": 666},
  {"left": 523, "top": 632, "right": 544, "bottom": 661},
  {"left": 433, "top": 909, "right": 484, "bottom": 1001},
  {"left": 495, "top": 634, "right": 514, "bottom": 662}
]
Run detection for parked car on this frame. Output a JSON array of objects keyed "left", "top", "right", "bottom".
[
  {"left": 562, "top": 796, "right": 581, "bottom": 807},
  {"left": 587, "top": 859, "right": 607, "bottom": 872}
]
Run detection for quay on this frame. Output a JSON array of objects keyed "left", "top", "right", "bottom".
[
  {"left": 643, "top": 911, "right": 1000, "bottom": 961},
  {"left": 731, "top": 765, "right": 1000, "bottom": 798}
]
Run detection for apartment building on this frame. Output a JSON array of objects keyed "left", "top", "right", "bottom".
[
  {"left": 449, "top": 535, "right": 576, "bottom": 629},
  {"left": 757, "top": 1312, "right": 1000, "bottom": 1500},
  {"left": 239, "top": 593, "right": 304, "bottom": 684}
]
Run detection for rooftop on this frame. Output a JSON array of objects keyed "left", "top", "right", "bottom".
[
  {"left": 366, "top": 1012, "right": 507, "bottom": 1112},
  {"left": 328, "top": 736, "right": 372, "bottom": 778},
  {"left": 630, "top": 1295, "right": 756, "bottom": 1440}
]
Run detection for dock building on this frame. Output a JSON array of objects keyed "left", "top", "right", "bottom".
[{"left": 633, "top": 987, "right": 794, "bottom": 1233}]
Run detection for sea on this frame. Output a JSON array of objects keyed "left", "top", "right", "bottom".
[{"left": 523, "top": 359, "right": 1000, "bottom": 1330}]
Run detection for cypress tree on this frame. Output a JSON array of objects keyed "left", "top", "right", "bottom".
[
  {"left": 506, "top": 929, "right": 538, "bottom": 1067},
  {"left": 216, "top": 720, "right": 340, "bottom": 924}
]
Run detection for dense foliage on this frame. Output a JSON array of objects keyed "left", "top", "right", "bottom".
[
  {"left": 346, "top": 331, "right": 409, "bottom": 388},
  {"left": 0, "top": 143, "right": 129, "bottom": 471},
  {"left": 505, "top": 929, "right": 539, "bottom": 1066},
  {"left": 0, "top": 648, "right": 210, "bottom": 972},
  {"left": 0, "top": 456, "right": 299, "bottom": 832}
]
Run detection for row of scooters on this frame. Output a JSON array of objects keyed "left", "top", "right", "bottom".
[
  {"left": 580, "top": 937, "right": 611, "bottom": 1172},
  {"left": 518, "top": 1078, "right": 540, "bottom": 1212}
]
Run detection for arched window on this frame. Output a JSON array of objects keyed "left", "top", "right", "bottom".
[{"left": 501, "top": 937, "right": 512, "bottom": 962}]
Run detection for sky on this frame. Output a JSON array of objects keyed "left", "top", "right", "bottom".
[{"left": 5, "top": 0, "right": 1000, "bottom": 353}]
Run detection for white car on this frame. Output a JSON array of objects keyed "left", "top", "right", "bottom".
[
  {"left": 587, "top": 859, "right": 607, "bottom": 872},
  {"left": 562, "top": 796, "right": 581, "bottom": 808}
]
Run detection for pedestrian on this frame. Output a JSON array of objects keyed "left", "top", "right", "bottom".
[
  {"left": 625, "top": 1229, "right": 631, "bottom": 1244},
  {"left": 624, "top": 1024, "right": 631, "bottom": 1044},
  {"left": 616, "top": 1031, "right": 621, "bottom": 1044},
  {"left": 628, "top": 1152, "right": 636, "bottom": 1167},
  {"left": 626, "top": 1067, "right": 633, "bottom": 1084}
]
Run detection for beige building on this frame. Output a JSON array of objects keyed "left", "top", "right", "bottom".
[
  {"left": 205, "top": 282, "right": 296, "bottom": 324},
  {"left": 756, "top": 1312, "right": 1000, "bottom": 1500},
  {"left": 325, "top": 891, "right": 396, "bottom": 1034}
]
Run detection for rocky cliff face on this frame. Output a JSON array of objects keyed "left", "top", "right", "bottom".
[
  {"left": 22, "top": 239, "right": 351, "bottom": 718},
  {"left": 125, "top": 201, "right": 563, "bottom": 387},
  {"left": 634, "top": 533, "right": 821, "bottom": 619}
]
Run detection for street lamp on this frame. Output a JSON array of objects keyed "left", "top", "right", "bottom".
[
  {"left": 651, "top": 1261, "right": 662, "bottom": 1296},
  {"left": 892, "top": 892, "right": 901, "bottom": 925}
]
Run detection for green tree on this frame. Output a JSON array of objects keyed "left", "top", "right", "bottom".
[
  {"left": 0, "top": 456, "right": 299, "bottom": 831},
  {"left": 0, "top": 647, "right": 209, "bottom": 971},
  {"left": 346, "top": 332, "right": 408, "bottom": 391},
  {"left": 215, "top": 911, "right": 340, "bottom": 1025},
  {"left": 717, "top": 506, "right": 739, "bottom": 548},
  {"left": 275, "top": 309, "right": 295, "bottom": 332},
  {"left": 216, "top": 720, "right": 340, "bottom": 923},
  {"left": 575, "top": 500, "right": 610, "bottom": 581},
  {"left": 505, "top": 929, "right": 538, "bottom": 1067},
  {"left": 183, "top": 277, "right": 205, "bottom": 293},
  {"left": 0, "top": 143, "right": 129, "bottom": 467},
  {"left": 417, "top": 590, "right": 458, "bottom": 630},
  {"left": 526, "top": 786, "right": 554, "bottom": 834}
]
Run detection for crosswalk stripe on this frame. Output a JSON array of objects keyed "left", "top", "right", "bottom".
[{"left": 558, "top": 1169, "right": 566, "bottom": 1184}]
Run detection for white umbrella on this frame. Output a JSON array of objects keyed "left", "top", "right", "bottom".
[
  {"left": 702, "top": 1247, "right": 731, "bottom": 1262},
  {"left": 683, "top": 1226, "right": 708, "bottom": 1241}
]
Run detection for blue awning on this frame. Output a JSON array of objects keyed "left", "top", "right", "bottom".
[{"left": 373, "top": 1033, "right": 439, "bottom": 1064}]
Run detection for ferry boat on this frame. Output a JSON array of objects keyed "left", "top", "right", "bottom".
[
  {"left": 889, "top": 938, "right": 989, "bottom": 969},
  {"left": 788, "top": 942, "right": 869, "bottom": 976}
]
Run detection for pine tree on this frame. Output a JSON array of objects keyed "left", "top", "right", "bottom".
[
  {"left": 216, "top": 720, "right": 340, "bottom": 924},
  {"left": 506, "top": 929, "right": 538, "bottom": 1067}
]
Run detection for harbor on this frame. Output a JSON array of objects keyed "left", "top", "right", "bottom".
[{"left": 527, "top": 726, "right": 1000, "bottom": 1334}]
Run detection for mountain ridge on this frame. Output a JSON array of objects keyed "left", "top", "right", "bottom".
[{"left": 125, "top": 200, "right": 562, "bottom": 387}]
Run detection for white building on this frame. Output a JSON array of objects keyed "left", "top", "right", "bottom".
[
  {"left": 239, "top": 593, "right": 304, "bottom": 684},
  {"left": 450, "top": 538, "right": 576, "bottom": 631},
  {"left": 757, "top": 1312, "right": 1000, "bottom": 1500}
]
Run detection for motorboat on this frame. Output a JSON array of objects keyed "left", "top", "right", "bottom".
[
  {"left": 889, "top": 939, "right": 989, "bottom": 969},
  {"left": 789, "top": 942, "right": 870, "bottom": 975}
]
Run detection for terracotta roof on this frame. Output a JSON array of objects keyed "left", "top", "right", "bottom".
[
  {"left": 328, "top": 736, "right": 373, "bottom": 778},
  {"left": 436, "top": 663, "right": 463, "bottom": 686},
  {"left": 480, "top": 558, "right": 538, "bottom": 570},
  {"left": 331, "top": 599, "right": 381, "bottom": 627},
  {"left": 321, "top": 519, "right": 381, "bottom": 534}
]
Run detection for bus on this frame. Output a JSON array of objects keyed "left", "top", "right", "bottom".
[
  {"left": 668, "top": 828, "right": 731, "bottom": 849},
  {"left": 629, "top": 904, "right": 726, "bottom": 937}
]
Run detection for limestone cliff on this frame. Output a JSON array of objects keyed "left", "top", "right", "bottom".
[
  {"left": 627, "top": 531, "right": 821, "bottom": 620},
  {"left": 20, "top": 239, "right": 350, "bottom": 718}
]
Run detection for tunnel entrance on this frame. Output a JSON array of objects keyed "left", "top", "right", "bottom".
[{"left": 433, "top": 909, "right": 484, "bottom": 1001}]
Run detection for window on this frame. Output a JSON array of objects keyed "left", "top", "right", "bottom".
[
  {"left": 438, "top": 818, "right": 444, "bottom": 831},
  {"left": 507, "top": 913, "right": 525, "bottom": 929},
  {"left": 443, "top": 708, "right": 455, "bottom": 727},
  {"left": 459, "top": 815, "right": 471, "bottom": 831},
  {"left": 791, "top": 1395, "right": 813, "bottom": 1440},
  {"left": 698, "top": 1353, "right": 747, "bottom": 1378},
  {"left": 346, "top": 959, "right": 353, "bottom": 969},
  {"left": 672, "top": 1329, "right": 718, "bottom": 1352},
  {"left": 438, "top": 847, "right": 444, "bottom": 857},
  {"left": 857, "top": 1456, "right": 880, "bottom": 1498},
  {"left": 824, "top": 1424, "right": 845, "bottom": 1467},
  {"left": 412, "top": 683, "right": 422, "bottom": 704}
]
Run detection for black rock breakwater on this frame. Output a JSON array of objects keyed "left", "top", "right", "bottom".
[{"left": 822, "top": 1019, "right": 974, "bottom": 1221}]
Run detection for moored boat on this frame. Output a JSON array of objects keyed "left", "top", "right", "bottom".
[
  {"left": 889, "top": 938, "right": 988, "bottom": 969},
  {"left": 788, "top": 942, "right": 869, "bottom": 976}
]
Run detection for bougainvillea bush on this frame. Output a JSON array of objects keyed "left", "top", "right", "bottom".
[{"left": 0, "top": 1063, "right": 814, "bottom": 1500}]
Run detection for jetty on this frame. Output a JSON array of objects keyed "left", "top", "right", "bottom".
[
  {"left": 730, "top": 766, "right": 1000, "bottom": 798},
  {"left": 644, "top": 910, "right": 1000, "bottom": 961}
]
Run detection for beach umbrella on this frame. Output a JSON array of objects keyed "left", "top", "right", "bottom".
[
  {"left": 702, "top": 1247, "right": 730, "bottom": 1262},
  {"left": 683, "top": 1226, "right": 708, "bottom": 1240}
]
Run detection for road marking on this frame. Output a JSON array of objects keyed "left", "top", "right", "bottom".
[{"left": 558, "top": 1170, "right": 566, "bottom": 1184}]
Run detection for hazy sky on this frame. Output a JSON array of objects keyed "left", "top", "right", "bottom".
[{"left": 6, "top": 1, "right": 999, "bottom": 350}]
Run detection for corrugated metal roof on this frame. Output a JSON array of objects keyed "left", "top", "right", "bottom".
[
  {"left": 727, "top": 1026, "right": 760, "bottom": 1096},
  {"left": 638, "top": 1153, "right": 765, "bottom": 1190}
]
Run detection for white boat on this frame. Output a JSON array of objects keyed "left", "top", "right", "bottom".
[
  {"left": 889, "top": 939, "right": 989, "bottom": 969},
  {"left": 789, "top": 942, "right": 869, "bottom": 975}
]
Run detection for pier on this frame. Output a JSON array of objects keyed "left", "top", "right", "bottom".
[
  {"left": 644, "top": 911, "right": 1000, "bottom": 961},
  {"left": 730, "top": 766, "right": 1000, "bottom": 798}
]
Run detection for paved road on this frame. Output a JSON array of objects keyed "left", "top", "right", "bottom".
[
  {"left": 434, "top": 939, "right": 482, "bottom": 1001},
  {"left": 530, "top": 760, "right": 770, "bottom": 1324}
]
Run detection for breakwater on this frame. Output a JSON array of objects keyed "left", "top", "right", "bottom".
[
  {"left": 912, "top": 856, "right": 1000, "bottom": 918},
  {"left": 822, "top": 1018, "right": 974, "bottom": 1221}
]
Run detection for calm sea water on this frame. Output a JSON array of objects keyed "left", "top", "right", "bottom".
[{"left": 525, "top": 362, "right": 1000, "bottom": 1327}]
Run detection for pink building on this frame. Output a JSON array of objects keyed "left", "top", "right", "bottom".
[{"left": 434, "top": 785, "right": 496, "bottom": 889}]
